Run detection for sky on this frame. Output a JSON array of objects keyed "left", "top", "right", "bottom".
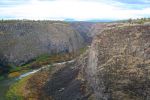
[{"left": 0, "top": 0, "right": 150, "bottom": 21}]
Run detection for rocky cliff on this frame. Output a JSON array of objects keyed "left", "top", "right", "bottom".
[{"left": 0, "top": 21, "right": 94, "bottom": 66}]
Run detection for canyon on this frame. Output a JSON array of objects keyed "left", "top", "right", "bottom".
[{"left": 0, "top": 20, "right": 150, "bottom": 100}]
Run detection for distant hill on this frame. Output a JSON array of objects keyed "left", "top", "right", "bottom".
[{"left": 64, "top": 18, "right": 114, "bottom": 22}]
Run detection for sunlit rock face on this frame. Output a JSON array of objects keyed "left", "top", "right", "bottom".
[{"left": 84, "top": 39, "right": 105, "bottom": 100}]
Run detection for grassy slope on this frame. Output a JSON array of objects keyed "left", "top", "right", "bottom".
[
  {"left": 95, "top": 24, "right": 150, "bottom": 99},
  {"left": 6, "top": 75, "right": 31, "bottom": 100}
]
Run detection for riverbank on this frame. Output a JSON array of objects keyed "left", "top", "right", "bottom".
[{"left": 3, "top": 59, "right": 75, "bottom": 100}]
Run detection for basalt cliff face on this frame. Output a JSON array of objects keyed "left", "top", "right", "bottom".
[{"left": 0, "top": 21, "right": 95, "bottom": 66}]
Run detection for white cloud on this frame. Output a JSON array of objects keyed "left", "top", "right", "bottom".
[{"left": 0, "top": 0, "right": 150, "bottom": 20}]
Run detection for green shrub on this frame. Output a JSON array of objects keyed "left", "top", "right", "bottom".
[
  {"left": 0, "top": 75, "right": 5, "bottom": 80},
  {"left": 8, "top": 72, "right": 21, "bottom": 78}
]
